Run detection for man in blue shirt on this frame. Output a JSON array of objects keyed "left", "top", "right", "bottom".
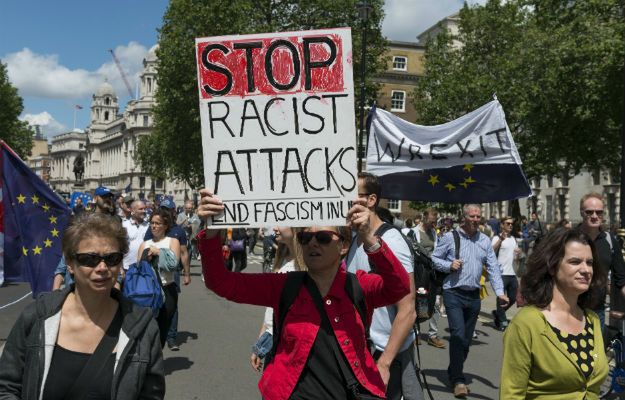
[{"left": 431, "top": 204, "right": 509, "bottom": 398}]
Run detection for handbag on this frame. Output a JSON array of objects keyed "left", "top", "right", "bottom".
[{"left": 64, "top": 308, "right": 123, "bottom": 400}]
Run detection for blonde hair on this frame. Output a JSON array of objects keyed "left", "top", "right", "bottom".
[{"left": 272, "top": 227, "right": 307, "bottom": 272}]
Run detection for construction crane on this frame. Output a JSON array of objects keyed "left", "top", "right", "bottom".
[{"left": 108, "top": 49, "right": 134, "bottom": 98}]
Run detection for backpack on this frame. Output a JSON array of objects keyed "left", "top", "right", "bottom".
[
  {"left": 122, "top": 249, "right": 164, "bottom": 317},
  {"left": 266, "top": 271, "right": 369, "bottom": 366}
]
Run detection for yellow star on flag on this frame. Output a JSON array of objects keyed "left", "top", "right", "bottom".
[
  {"left": 17, "top": 194, "right": 26, "bottom": 204},
  {"left": 33, "top": 246, "right": 42, "bottom": 255},
  {"left": 31, "top": 194, "right": 40, "bottom": 204},
  {"left": 49, "top": 215, "right": 58, "bottom": 224},
  {"left": 460, "top": 182, "right": 469, "bottom": 189},
  {"left": 44, "top": 238, "right": 53, "bottom": 248},
  {"left": 42, "top": 203, "right": 50, "bottom": 212},
  {"left": 22, "top": 246, "right": 28, "bottom": 256},
  {"left": 51, "top": 228, "right": 59, "bottom": 237},
  {"left": 465, "top": 176, "right": 476, "bottom": 184},
  {"left": 445, "top": 183, "right": 456, "bottom": 192},
  {"left": 427, "top": 175, "right": 440, "bottom": 186},
  {"left": 463, "top": 164, "right": 474, "bottom": 172}
]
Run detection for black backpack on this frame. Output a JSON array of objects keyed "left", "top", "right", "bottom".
[{"left": 266, "top": 271, "right": 369, "bottom": 366}]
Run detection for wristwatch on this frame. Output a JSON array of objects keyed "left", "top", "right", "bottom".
[{"left": 364, "top": 238, "right": 382, "bottom": 253}]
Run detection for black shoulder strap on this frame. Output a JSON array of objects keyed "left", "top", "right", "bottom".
[
  {"left": 344, "top": 272, "right": 370, "bottom": 347},
  {"left": 65, "top": 308, "right": 123, "bottom": 400},
  {"left": 303, "top": 277, "right": 362, "bottom": 393},
  {"left": 266, "top": 271, "right": 307, "bottom": 366},
  {"left": 452, "top": 230, "right": 461, "bottom": 259}
]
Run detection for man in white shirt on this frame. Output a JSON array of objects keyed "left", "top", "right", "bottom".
[
  {"left": 491, "top": 216, "right": 520, "bottom": 331},
  {"left": 122, "top": 200, "right": 149, "bottom": 273},
  {"left": 346, "top": 172, "right": 423, "bottom": 400}
]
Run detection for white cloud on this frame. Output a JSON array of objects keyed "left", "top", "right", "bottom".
[
  {"left": 382, "top": 0, "right": 488, "bottom": 42},
  {"left": 3, "top": 42, "right": 149, "bottom": 99},
  {"left": 22, "top": 111, "right": 67, "bottom": 137}
]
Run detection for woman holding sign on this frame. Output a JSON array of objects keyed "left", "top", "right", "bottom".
[{"left": 197, "top": 188, "right": 409, "bottom": 400}]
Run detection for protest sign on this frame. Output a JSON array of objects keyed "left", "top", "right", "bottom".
[{"left": 196, "top": 28, "right": 357, "bottom": 227}]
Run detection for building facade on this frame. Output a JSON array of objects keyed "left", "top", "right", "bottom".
[
  {"left": 26, "top": 127, "right": 52, "bottom": 183},
  {"left": 49, "top": 46, "right": 189, "bottom": 203}
]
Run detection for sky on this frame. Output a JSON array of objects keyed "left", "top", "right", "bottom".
[{"left": 0, "top": 0, "right": 486, "bottom": 140}]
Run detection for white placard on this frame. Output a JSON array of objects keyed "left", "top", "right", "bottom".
[{"left": 196, "top": 28, "right": 357, "bottom": 228}]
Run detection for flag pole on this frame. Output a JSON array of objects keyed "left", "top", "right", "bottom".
[{"left": 73, "top": 107, "right": 77, "bottom": 131}]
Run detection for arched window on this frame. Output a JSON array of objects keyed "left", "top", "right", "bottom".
[
  {"left": 105, "top": 97, "right": 110, "bottom": 105},
  {"left": 104, "top": 111, "right": 109, "bottom": 121},
  {"left": 147, "top": 77, "right": 152, "bottom": 93}
]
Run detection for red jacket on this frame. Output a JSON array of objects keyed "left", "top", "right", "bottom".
[{"left": 198, "top": 231, "right": 410, "bottom": 400}]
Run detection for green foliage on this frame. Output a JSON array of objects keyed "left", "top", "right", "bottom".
[
  {"left": 138, "top": 0, "right": 387, "bottom": 188},
  {"left": 0, "top": 61, "right": 33, "bottom": 158},
  {"left": 414, "top": 0, "right": 624, "bottom": 179}
]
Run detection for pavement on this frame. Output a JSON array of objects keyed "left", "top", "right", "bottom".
[{"left": 0, "top": 252, "right": 520, "bottom": 399}]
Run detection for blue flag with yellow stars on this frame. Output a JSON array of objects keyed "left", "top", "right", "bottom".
[
  {"left": 365, "top": 100, "right": 532, "bottom": 203},
  {"left": 1, "top": 141, "right": 71, "bottom": 296}
]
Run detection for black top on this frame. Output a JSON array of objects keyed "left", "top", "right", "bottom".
[
  {"left": 42, "top": 345, "right": 116, "bottom": 400},
  {"left": 548, "top": 316, "right": 595, "bottom": 378},
  {"left": 290, "top": 306, "right": 349, "bottom": 400}
]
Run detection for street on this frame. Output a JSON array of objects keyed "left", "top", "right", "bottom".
[{"left": 0, "top": 253, "right": 514, "bottom": 400}]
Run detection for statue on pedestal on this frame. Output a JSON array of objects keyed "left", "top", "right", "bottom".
[{"left": 73, "top": 155, "right": 85, "bottom": 183}]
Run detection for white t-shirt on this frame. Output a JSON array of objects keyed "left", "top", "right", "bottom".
[
  {"left": 122, "top": 219, "right": 149, "bottom": 270},
  {"left": 492, "top": 236, "right": 517, "bottom": 276},
  {"left": 263, "top": 260, "right": 296, "bottom": 334},
  {"left": 143, "top": 237, "right": 175, "bottom": 285},
  {"left": 346, "top": 227, "right": 414, "bottom": 352}
]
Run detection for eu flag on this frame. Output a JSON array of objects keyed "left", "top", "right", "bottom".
[
  {"left": 365, "top": 101, "right": 532, "bottom": 203},
  {"left": 1, "top": 141, "right": 71, "bottom": 296}
]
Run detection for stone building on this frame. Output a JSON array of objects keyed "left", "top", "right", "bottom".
[
  {"left": 49, "top": 46, "right": 189, "bottom": 203},
  {"left": 26, "top": 126, "right": 52, "bottom": 183}
]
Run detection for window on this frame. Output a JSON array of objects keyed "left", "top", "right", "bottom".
[
  {"left": 143, "top": 115, "right": 149, "bottom": 127},
  {"left": 387, "top": 199, "right": 401, "bottom": 212},
  {"left": 392, "top": 56, "right": 407, "bottom": 71},
  {"left": 592, "top": 169, "right": 601, "bottom": 186},
  {"left": 105, "top": 97, "right": 110, "bottom": 105},
  {"left": 547, "top": 174, "right": 553, "bottom": 188},
  {"left": 104, "top": 111, "right": 109, "bottom": 121},
  {"left": 156, "top": 178, "right": 163, "bottom": 189},
  {"left": 147, "top": 77, "right": 152, "bottom": 93},
  {"left": 390, "top": 91, "right": 406, "bottom": 112},
  {"left": 561, "top": 172, "right": 569, "bottom": 186},
  {"left": 139, "top": 177, "right": 146, "bottom": 187}
]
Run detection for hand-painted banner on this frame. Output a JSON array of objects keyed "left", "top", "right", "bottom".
[
  {"left": 196, "top": 28, "right": 357, "bottom": 227},
  {"left": 366, "top": 101, "right": 532, "bottom": 203}
]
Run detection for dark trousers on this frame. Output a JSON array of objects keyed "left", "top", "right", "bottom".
[
  {"left": 228, "top": 251, "right": 247, "bottom": 272},
  {"left": 495, "top": 275, "right": 518, "bottom": 325},
  {"left": 443, "top": 288, "right": 481, "bottom": 386},
  {"left": 156, "top": 283, "right": 179, "bottom": 348}
]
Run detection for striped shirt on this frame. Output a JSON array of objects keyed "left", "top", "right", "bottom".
[{"left": 431, "top": 227, "right": 504, "bottom": 296}]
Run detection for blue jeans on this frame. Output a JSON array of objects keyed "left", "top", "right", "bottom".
[{"left": 443, "top": 288, "right": 481, "bottom": 386}]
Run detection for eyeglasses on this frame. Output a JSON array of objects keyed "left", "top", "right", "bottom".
[
  {"left": 503, "top": 221, "right": 513, "bottom": 226},
  {"left": 296, "top": 230, "right": 343, "bottom": 245},
  {"left": 583, "top": 209, "right": 604, "bottom": 218},
  {"left": 74, "top": 252, "right": 123, "bottom": 268}
]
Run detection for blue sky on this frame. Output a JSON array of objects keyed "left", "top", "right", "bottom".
[{"left": 0, "top": 0, "right": 484, "bottom": 139}]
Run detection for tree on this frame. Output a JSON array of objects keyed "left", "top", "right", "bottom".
[
  {"left": 414, "top": 0, "right": 624, "bottom": 180},
  {"left": 0, "top": 61, "right": 33, "bottom": 158},
  {"left": 137, "top": 0, "right": 387, "bottom": 188}
]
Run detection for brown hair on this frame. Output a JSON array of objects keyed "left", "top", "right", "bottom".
[
  {"left": 358, "top": 172, "right": 381, "bottom": 208},
  {"left": 579, "top": 192, "right": 603, "bottom": 210},
  {"left": 150, "top": 208, "right": 173, "bottom": 231},
  {"left": 521, "top": 227, "right": 606, "bottom": 309},
  {"left": 62, "top": 213, "right": 129, "bottom": 265}
]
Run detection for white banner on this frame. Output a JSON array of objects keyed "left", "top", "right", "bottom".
[
  {"left": 366, "top": 100, "right": 524, "bottom": 175},
  {"left": 196, "top": 28, "right": 357, "bottom": 228}
]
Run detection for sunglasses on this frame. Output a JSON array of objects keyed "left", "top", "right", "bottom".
[
  {"left": 503, "top": 221, "right": 513, "bottom": 226},
  {"left": 74, "top": 252, "right": 124, "bottom": 268},
  {"left": 583, "top": 209, "right": 604, "bottom": 218},
  {"left": 296, "top": 230, "right": 343, "bottom": 245}
]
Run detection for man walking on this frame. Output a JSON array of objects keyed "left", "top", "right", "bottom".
[
  {"left": 491, "top": 216, "right": 520, "bottom": 331},
  {"left": 415, "top": 208, "right": 445, "bottom": 349},
  {"left": 122, "top": 200, "right": 149, "bottom": 276},
  {"left": 432, "top": 204, "right": 508, "bottom": 398},
  {"left": 177, "top": 201, "right": 201, "bottom": 260},
  {"left": 577, "top": 192, "right": 625, "bottom": 335},
  {"left": 346, "top": 172, "right": 424, "bottom": 400}
]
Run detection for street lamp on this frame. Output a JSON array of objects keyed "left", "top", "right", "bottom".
[{"left": 356, "top": 0, "right": 372, "bottom": 172}]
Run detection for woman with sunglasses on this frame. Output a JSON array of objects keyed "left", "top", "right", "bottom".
[
  {"left": 0, "top": 212, "right": 164, "bottom": 400},
  {"left": 138, "top": 208, "right": 181, "bottom": 348},
  {"left": 197, "top": 189, "right": 410, "bottom": 400},
  {"left": 251, "top": 226, "right": 306, "bottom": 372}
]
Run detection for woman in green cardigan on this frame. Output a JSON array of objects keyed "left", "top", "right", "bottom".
[{"left": 500, "top": 228, "right": 608, "bottom": 399}]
